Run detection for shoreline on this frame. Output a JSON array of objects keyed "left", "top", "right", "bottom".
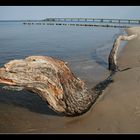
[
  {"left": 57, "top": 26, "right": 140, "bottom": 133},
  {"left": 91, "top": 27, "right": 140, "bottom": 133},
  {"left": 0, "top": 23, "right": 125, "bottom": 133},
  {"left": 0, "top": 26, "right": 140, "bottom": 133}
]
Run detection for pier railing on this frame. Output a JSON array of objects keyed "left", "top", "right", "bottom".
[{"left": 43, "top": 18, "right": 140, "bottom": 24}]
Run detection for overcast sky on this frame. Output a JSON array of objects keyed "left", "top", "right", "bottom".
[{"left": 0, "top": 6, "right": 140, "bottom": 20}]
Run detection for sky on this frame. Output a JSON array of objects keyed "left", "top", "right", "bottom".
[{"left": 0, "top": 6, "right": 140, "bottom": 20}]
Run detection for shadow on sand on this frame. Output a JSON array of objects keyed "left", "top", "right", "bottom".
[{"left": 0, "top": 88, "right": 60, "bottom": 116}]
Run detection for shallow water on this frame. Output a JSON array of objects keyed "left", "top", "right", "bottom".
[{"left": 0, "top": 22, "right": 125, "bottom": 133}]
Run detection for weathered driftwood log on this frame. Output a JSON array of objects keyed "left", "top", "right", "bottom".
[
  {"left": 0, "top": 56, "right": 98, "bottom": 116},
  {"left": 108, "top": 34, "right": 137, "bottom": 71},
  {"left": 0, "top": 34, "right": 137, "bottom": 116}
]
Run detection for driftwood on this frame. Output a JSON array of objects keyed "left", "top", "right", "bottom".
[
  {"left": 0, "top": 34, "right": 137, "bottom": 116},
  {"left": 0, "top": 56, "right": 97, "bottom": 116},
  {"left": 108, "top": 34, "right": 137, "bottom": 71}
]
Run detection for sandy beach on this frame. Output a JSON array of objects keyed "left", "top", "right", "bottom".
[
  {"left": 100, "top": 27, "right": 140, "bottom": 133},
  {"left": 96, "top": 26, "right": 140, "bottom": 133},
  {"left": 86, "top": 27, "right": 140, "bottom": 133},
  {"left": 52, "top": 27, "right": 140, "bottom": 133}
]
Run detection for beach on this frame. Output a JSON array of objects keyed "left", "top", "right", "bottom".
[
  {"left": 0, "top": 25, "right": 140, "bottom": 133},
  {"left": 50, "top": 27, "right": 140, "bottom": 133},
  {"left": 101, "top": 27, "right": 140, "bottom": 133},
  {"left": 98, "top": 27, "right": 140, "bottom": 133}
]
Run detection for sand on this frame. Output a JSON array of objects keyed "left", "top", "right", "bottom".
[
  {"left": 99, "top": 27, "right": 140, "bottom": 133},
  {"left": 87, "top": 27, "right": 140, "bottom": 133}
]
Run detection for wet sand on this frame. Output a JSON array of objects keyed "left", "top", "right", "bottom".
[{"left": 0, "top": 27, "right": 140, "bottom": 133}]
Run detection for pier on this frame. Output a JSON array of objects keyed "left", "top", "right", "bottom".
[
  {"left": 22, "top": 18, "right": 140, "bottom": 28},
  {"left": 43, "top": 18, "right": 140, "bottom": 24}
]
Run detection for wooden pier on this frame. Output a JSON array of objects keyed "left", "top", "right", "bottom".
[
  {"left": 22, "top": 18, "right": 140, "bottom": 28},
  {"left": 43, "top": 18, "right": 140, "bottom": 24}
]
